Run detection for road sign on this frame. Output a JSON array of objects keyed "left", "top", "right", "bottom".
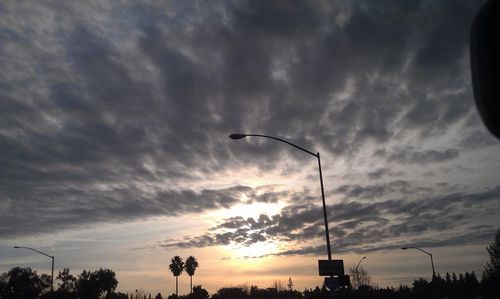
[{"left": 318, "top": 259, "right": 344, "bottom": 276}]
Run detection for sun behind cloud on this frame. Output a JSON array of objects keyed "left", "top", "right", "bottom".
[
  {"left": 211, "top": 201, "right": 286, "bottom": 221},
  {"left": 226, "top": 241, "right": 281, "bottom": 259}
]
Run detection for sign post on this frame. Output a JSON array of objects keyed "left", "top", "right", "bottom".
[{"left": 319, "top": 260, "right": 349, "bottom": 291}]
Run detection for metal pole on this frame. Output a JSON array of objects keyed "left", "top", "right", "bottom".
[
  {"left": 317, "top": 153, "right": 332, "bottom": 261},
  {"left": 51, "top": 256, "right": 54, "bottom": 295},
  {"left": 429, "top": 253, "right": 439, "bottom": 299},
  {"left": 429, "top": 253, "right": 436, "bottom": 277}
]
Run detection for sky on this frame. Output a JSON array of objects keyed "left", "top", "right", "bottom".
[{"left": 1, "top": 0, "right": 500, "bottom": 296}]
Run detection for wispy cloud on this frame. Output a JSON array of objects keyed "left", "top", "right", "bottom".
[{"left": 160, "top": 185, "right": 500, "bottom": 255}]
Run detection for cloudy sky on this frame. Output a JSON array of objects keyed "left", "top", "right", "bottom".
[{"left": 1, "top": 0, "right": 499, "bottom": 295}]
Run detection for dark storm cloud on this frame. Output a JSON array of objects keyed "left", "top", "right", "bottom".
[
  {"left": 366, "top": 168, "right": 404, "bottom": 180},
  {"left": 274, "top": 226, "right": 498, "bottom": 256},
  {"left": 161, "top": 185, "right": 500, "bottom": 254},
  {"left": 334, "top": 180, "right": 414, "bottom": 199},
  {"left": 380, "top": 146, "right": 460, "bottom": 164},
  {"left": 0, "top": 185, "right": 252, "bottom": 237},
  {"left": 355, "top": 227, "right": 498, "bottom": 254},
  {"left": 0, "top": 0, "right": 495, "bottom": 238}
]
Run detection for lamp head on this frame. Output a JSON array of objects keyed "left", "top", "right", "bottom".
[
  {"left": 401, "top": 247, "right": 408, "bottom": 250},
  {"left": 14, "top": 246, "right": 20, "bottom": 248},
  {"left": 229, "top": 133, "right": 247, "bottom": 139}
]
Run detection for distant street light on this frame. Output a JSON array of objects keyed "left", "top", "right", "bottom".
[
  {"left": 354, "top": 256, "right": 366, "bottom": 289},
  {"left": 14, "top": 246, "right": 55, "bottom": 296},
  {"left": 355, "top": 256, "right": 366, "bottom": 273},
  {"left": 229, "top": 133, "right": 333, "bottom": 260},
  {"left": 401, "top": 247, "right": 436, "bottom": 277}
]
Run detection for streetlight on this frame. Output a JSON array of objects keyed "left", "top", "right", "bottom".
[
  {"left": 354, "top": 256, "right": 366, "bottom": 288},
  {"left": 14, "top": 246, "right": 55, "bottom": 295},
  {"left": 355, "top": 256, "right": 366, "bottom": 273},
  {"left": 402, "top": 247, "right": 438, "bottom": 299},
  {"left": 401, "top": 247, "right": 436, "bottom": 277},
  {"left": 229, "top": 133, "right": 333, "bottom": 260}
]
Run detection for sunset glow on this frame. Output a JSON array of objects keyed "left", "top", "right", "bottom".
[{"left": 1, "top": 0, "right": 500, "bottom": 297}]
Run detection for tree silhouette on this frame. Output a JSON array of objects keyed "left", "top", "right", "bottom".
[
  {"left": 349, "top": 265, "right": 371, "bottom": 290},
  {"left": 56, "top": 268, "right": 77, "bottom": 294},
  {"left": 482, "top": 229, "right": 500, "bottom": 298},
  {"left": 0, "top": 267, "right": 46, "bottom": 299},
  {"left": 76, "top": 268, "right": 117, "bottom": 299},
  {"left": 169, "top": 256, "right": 184, "bottom": 297},
  {"left": 184, "top": 256, "right": 199, "bottom": 294},
  {"left": 189, "top": 285, "right": 209, "bottom": 299}
]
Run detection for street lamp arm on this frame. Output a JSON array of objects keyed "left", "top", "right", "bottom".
[
  {"left": 14, "top": 246, "right": 53, "bottom": 258},
  {"left": 407, "top": 246, "right": 431, "bottom": 256},
  {"left": 355, "top": 256, "right": 366, "bottom": 272},
  {"left": 230, "top": 134, "right": 318, "bottom": 157},
  {"left": 402, "top": 246, "right": 436, "bottom": 278}
]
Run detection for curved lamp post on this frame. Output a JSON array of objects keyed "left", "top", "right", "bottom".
[
  {"left": 229, "top": 133, "right": 333, "bottom": 260},
  {"left": 355, "top": 256, "right": 366, "bottom": 273},
  {"left": 402, "top": 246, "right": 438, "bottom": 299},
  {"left": 14, "top": 246, "right": 54, "bottom": 295},
  {"left": 401, "top": 246, "right": 436, "bottom": 277},
  {"left": 354, "top": 256, "right": 366, "bottom": 288}
]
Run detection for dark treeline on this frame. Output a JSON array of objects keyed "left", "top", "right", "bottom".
[
  {"left": 0, "top": 269, "right": 497, "bottom": 299},
  {"left": 166, "top": 271, "right": 497, "bottom": 299},
  {"left": 0, "top": 267, "right": 127, "bottom": 299}
]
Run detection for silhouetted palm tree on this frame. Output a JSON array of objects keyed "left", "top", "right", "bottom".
[
  {"left": 169, "top": 256, "right": 184, "bottom": 296},
  {"left": 185, "top": 256, "right": 199, "bottom": 293}
]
